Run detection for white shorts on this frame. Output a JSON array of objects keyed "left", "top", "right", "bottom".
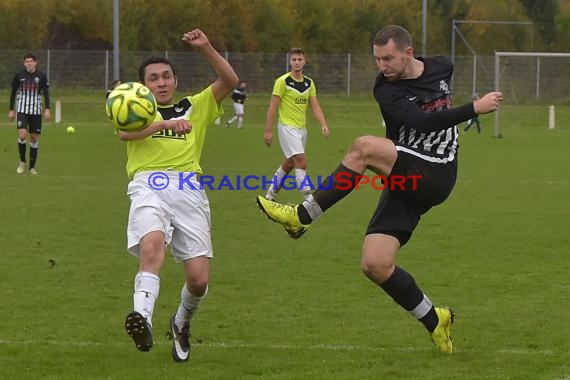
[
  {"left": 277, "top": 123, "right": 307, "bottom": 159},
  {"left": 233, "top": 102, "right": 244, "bottom": 115},
  {"left": 126, "top": 171, "right": 213, "bottom": 262}
]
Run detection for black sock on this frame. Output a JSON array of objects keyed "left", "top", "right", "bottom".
[
  {"left": 297, "top": 206, "right": 312, "bottom": 225},
  {"left": 419, "top": 308, "right": 439, "bottom": 332},
  {"left": 29, "top": 147, "right": 38, "bottom": 169},
  {"left": 297, "top": 163, "right": 361, "bottom": 224},
  {"left": 380, "top": 266, "right": 438, "bottom": 332},
  {"left": 18, "top": 141, "right": 26, "bottom": 162}
]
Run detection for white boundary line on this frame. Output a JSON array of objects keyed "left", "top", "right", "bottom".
[{"left": 0, "top": 339, "right": 560, "bottom": 356}]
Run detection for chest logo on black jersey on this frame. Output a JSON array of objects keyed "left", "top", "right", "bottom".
[{"left": 439, "top": 80, "right": 450, "bottom": 95}]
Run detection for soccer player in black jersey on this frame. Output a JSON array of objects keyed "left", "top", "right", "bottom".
[
  {"left": 106, "top": 79, "right": 122, "bottom": 99},
  {"left": 226, "top": 81, "right": 247, "bottom": 129},
  {"left": 8, "top": 53, "right": 51, "bottom": 175},
  {"left": 463, "top": 92, "right": 482, "bottom": 134},
  {"left": 256, "top": 25, "right": 503, "bottom": 353}
]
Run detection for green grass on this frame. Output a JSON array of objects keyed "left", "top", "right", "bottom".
[{"left": 0, "top": 94, "right": 568, "bottom": 380}]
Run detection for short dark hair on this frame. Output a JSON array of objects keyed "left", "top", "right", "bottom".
[
  {"left": 23, "top": 52, "right": 37, "bottom": 61},
  {"left": 373, "top": 25, "right": 413, "bottom": 51},
  {"left": 289, "top": 47, "right": 305, "bottom": 56},
  {"left": 138, "top": 56, "right": 177, "bottom": 83}
]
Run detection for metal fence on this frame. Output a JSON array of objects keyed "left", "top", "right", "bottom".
[{"left": 1, "top": 49, "right": 569, "bottom": 102}]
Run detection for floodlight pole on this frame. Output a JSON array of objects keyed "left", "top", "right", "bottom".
[
  {"left": 113, "top": 0, "right": 120, "bottom": 82},
  {"left": 422, "top": 0, "right": 427, "bottom": 56}
]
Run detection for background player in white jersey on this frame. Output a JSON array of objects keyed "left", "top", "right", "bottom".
[
  {"left": 118, "top": 29, "right": 238, "bottom": 362},
  {"left": 257, "top": 25, "right": 503, "bottom": 353},
  {"left": 8, "top": 53, "right": 51, "bottom": 175},
  {"left": 226, "top": 81, "right": 247, "bottom": 129},
  {"left": 263, "top": 48, "right": 330, "bottom": 201}
]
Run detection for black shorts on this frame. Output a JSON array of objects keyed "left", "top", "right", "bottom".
[
  {"left": 366, "top": 144, "right": 457, "bottom": 246},
  {"left": 17, "top": 113, "right": 43, "bottom": 134}
]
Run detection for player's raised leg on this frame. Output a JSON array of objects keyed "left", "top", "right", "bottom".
[{"left": 257, "top": 135, "right": 396, "bottom": 237}]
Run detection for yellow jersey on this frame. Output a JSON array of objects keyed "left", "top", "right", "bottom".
[
  {"left": 272, "top": 73, "right": 316, "bottom": 129},
  {"left": 125, "top": 86, "right": 222, "bottom": 179}
]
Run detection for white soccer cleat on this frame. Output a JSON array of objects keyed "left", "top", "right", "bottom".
[
  {"left": 16, "top": 162, "right": 25, "bottom": 174},
  {"left": 170, "top": 315, "right": 190, "bottom": 362}
]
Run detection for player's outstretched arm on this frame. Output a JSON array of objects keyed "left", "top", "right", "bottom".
[{"left": 181, "top": 29, "right": 239, "bottom": 103}]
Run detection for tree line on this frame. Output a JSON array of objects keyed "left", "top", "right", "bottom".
[{"left": 1, "top": 0, "right": 568, "bottom": 55}]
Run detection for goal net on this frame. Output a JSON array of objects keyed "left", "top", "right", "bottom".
[{"left": 493, "top": 52, "right": 570, "bottom": 137}]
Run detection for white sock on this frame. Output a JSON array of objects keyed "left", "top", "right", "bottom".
[
  {"left": 174, "top": 284, "right": 208, "bottom": 329},
  {"left": 301, "top": 195, "right": 323, "bottom": 221},
  {"left": 237, "top": 116, "right": 244, "bottom": 129},
  {"left": 266, "top": 166, "right": 287, "bottom": 199},
  {"left": 133, "top": 271, "right": 160, "bottom": 327},
  {"left": 227, "top": 116, "right": 237, "bottom": 124},
  {"left": 295, "top": 168, "right": 312, "bottom": 200},
  {"left": 409, "top": 294, "right": 433, "bottom": 319}
]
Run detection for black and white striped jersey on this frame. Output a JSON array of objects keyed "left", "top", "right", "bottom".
[
  {"left": 9, "top": 69, "right": 50, "bottom": 115},
  {"left": 373, "top": 56, "right": 476, "bottom": 163},
  {"left": 231, "top": 87, "right": 247, "bottom": 104}
]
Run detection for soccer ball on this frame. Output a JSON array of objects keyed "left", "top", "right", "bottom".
[
  {"left": 105, "top": 82, "right": 157, "bottom": 130},
  {"left": 66, "top": 126, "right": 76, "bottom": 134}
]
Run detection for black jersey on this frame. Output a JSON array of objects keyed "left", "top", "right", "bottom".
[
  {"left": 231, "top": 87, "right": 247, "bottom": 104},
  {"left": 9, "top": 69, "right": 50, "bottom": 115},
  {"left": 373, "top": 56, "right": 476, "bottom": 161}
]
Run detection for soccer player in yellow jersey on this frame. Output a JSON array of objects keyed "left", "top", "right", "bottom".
[
  {"left": 264, "top": 48, "right": 330, "bottom": 201},
  {"left": 117, "top": 29, "right": 238, "bottom": 362}
]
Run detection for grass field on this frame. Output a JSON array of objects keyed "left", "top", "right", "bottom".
[{"left": 0, "top": 92, "right": 569, "bottom": 380}]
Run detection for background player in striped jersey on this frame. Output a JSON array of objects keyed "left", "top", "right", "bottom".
[
  {"left": 257, "top": 25, "right": 502, "bottom": 353},
  {"left": 263, "top": 47, "right": 330, "bottom": 201},
  {"left": 226, "top": 81, "right": 247, "bottom": 129},
  {"left": 8, "top": 53, "right": 51, "bottom": 175}
]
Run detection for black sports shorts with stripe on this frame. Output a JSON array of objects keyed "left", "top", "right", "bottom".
[
  {"left": 17, "top": 113, "right": 43, "bottom": 134},
  {"left": 366, "top": 142, "right": 458, "bottom": 246}
]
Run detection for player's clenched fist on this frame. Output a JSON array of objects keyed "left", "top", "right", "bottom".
[{"left": 474, "top": 92, "right": 503, "bottom": 114}]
